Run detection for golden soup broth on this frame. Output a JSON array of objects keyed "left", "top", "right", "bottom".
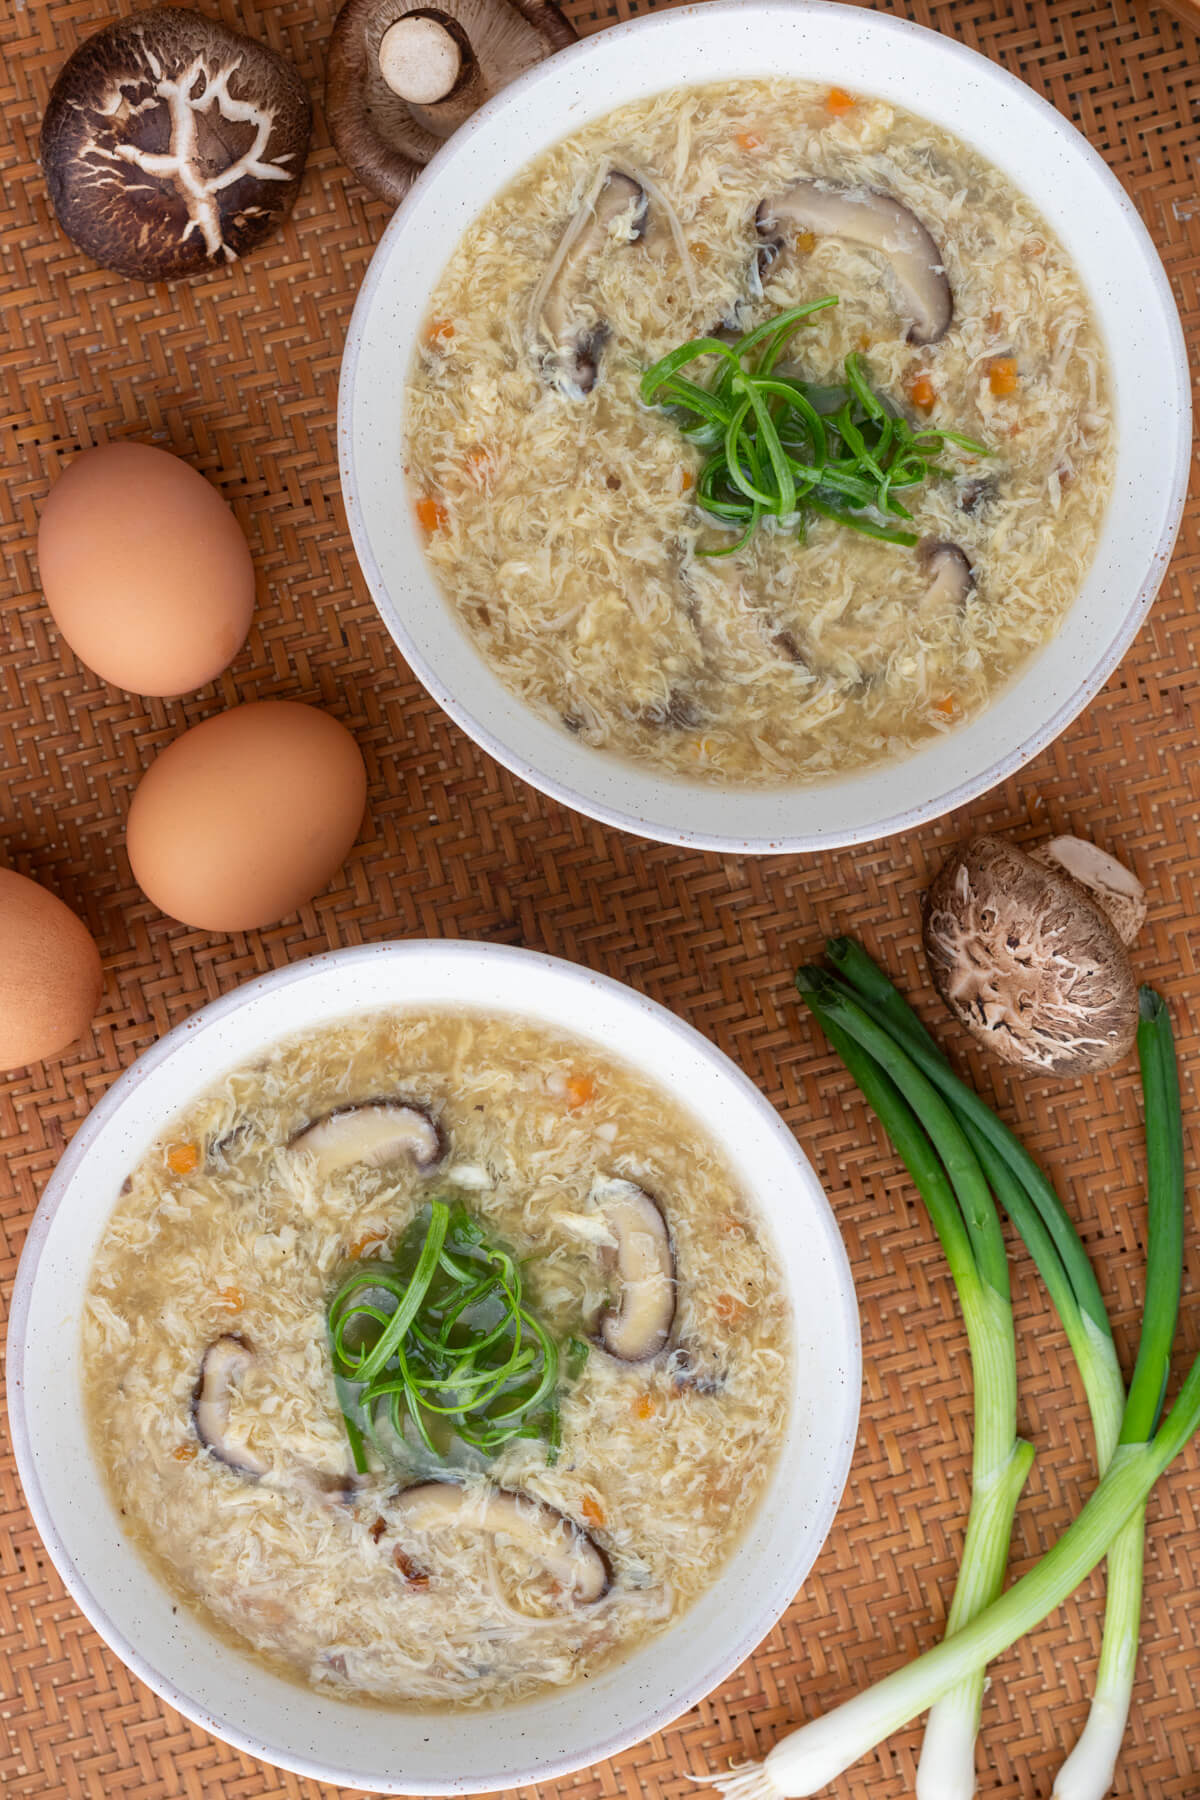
[
  {"left": 83, "top": 1010, "right": 792, "bottom": 1707},
  {"left": 404, "top": 79, "right": 1114, "bottom": 786}
]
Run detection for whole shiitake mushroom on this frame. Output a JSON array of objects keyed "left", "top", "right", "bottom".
[
  {"left": 40, "top": 7, "right": 311, "bottom": 282},
  {"left": 922, "top": 835, "right": 1144, "bottom": 1077}
]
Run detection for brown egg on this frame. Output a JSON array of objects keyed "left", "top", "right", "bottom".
[
  {"left": 126, "top": 701, "right": 367, "bottom": 932},
  {"left": 0, "top": 869, "right": 103, "bottom": 1069},
  {"left": 37, "top": 441, "right": 255, "bottom": 697}
]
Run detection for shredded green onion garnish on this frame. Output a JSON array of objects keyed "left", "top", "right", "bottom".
[
  {"left": 640, "top": 300, "right": 990, "bottom": 555},
  {"left": 327, "top": 1200, "right": 576, "bottom": 1472}
]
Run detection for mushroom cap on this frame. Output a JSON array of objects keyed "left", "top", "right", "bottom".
[
  {"left": 922, "top": 835, "right": 1139, "bottom": 1077},
  {"left": 288, "top": 1098, "right": 445, "bottom": 1180},
  {"left": 326, "top": 0, "right": 575, "bottom": 206},
  {"left": 40, "top": 7, "right": 311, "bottom": 282}
]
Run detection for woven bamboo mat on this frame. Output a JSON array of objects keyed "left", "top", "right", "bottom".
[{"left": 1, "top": 0, "right": 1198, "bottom": 1794}]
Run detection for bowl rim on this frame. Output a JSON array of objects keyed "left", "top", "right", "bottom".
[
  {"left": 7, "top": 937, "right": 862, "bottom": 1792},
  {"left": 339, "top": 0, "right": 1191, "bottom": 856}
]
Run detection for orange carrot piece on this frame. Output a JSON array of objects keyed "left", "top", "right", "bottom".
[
  {"left": 736, "top": 130, "right": 764, "bottom": 151},
  {"left": 565, "top": 1073, "right": 596, "bottom": 1110},
  {"left": 581, "top": 1495, "right": 607, "bottom": 1528},
  {"left": 216, "top": 1286, "right": 245, "bottom": 1312},
  {"left": 796, "top": 229, "right": 818, "bottom": 255},
  {"left": 934, "top": 695, "right": 958, "bottom": 717},
  {"left": 172, "top": 1443, "right": 198, "bottom": 1462},
  {"left": 908, "top": 375, "right": 936, "bottom": 414},
  {"left": 348, "top": 1231, "right": 387, "bottom": 1260},
  {"left": 416, "top": 495, "right": 447, "bottom": 533},
  {"left": 714, "top": 1292, "right": 749, "bottom": 1326},
  {"left": 988, "top": 357, "right": 1019, "bottom": 397},
  {"left": 632, "top": 1392, "right": 656, "bottom": 1421},
  {"left": 425, "top": 317, "right": 455, "bottom": 345},
  {"left": 165, "top": 1141, "right": 200, "bottom": 1175},
  {"left": 826, "top": 86, "right": 855, "bottom": 114}
]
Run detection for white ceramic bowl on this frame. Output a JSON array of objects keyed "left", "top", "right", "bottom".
[
  {"left": 9, "top": 940, "right": 860, "bottom": 1793},
  {"left": 339, "top": 0, "right": 1190, "bottom": 855}
]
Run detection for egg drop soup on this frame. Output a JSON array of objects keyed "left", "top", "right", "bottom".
[
  {"left": 404, "top": 79, "right": 1115, "bottom": 787},
  {"left": 82, "top": 1009, "right": 792, "bottom": 1707}
]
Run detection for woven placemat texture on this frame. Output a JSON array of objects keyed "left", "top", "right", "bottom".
[{"left": 1, "top": 0, "right": 1198, "bottom": 1794}]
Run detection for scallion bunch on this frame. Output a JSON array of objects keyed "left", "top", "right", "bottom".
[
  {"left": 640, "top": 302, "right": 988, "bottom": 555},
  {"left": 704, "top": 945, "right": 1189, "bottom": 1800}
]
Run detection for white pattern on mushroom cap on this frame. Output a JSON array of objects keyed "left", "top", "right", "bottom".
[{"left": 40, "top": 7, "right": 311, "bottom": 281}]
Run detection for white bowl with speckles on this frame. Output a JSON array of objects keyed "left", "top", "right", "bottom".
[
  {"left": 339, "top": 0, "right": 1189, "bottom": 855},
  {"left": 9, "top": 940, "right": 860, "bottom": 1792}
]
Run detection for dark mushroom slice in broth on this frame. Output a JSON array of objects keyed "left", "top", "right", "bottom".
[
  {"left": 390, "top": 1482, "right": 610, "bottom": 1602},
  {"left": 192, "top": 1335, "right": 269, "bottom": 1477},
  {"left": 590, "top": 1176, "right": 676, "bottom": 1361},
  {"left": 289, "top": 1099, "right": 444, "bottom": 1181},
  {"left": 530, "top": 170, "right": 649, "bottom": 397},
  {"left": 757, "top": 181, "right": 953, "bottom": 346},
  {"left": 922, "top": 835, "right": 1139, "bottom": 1076}
]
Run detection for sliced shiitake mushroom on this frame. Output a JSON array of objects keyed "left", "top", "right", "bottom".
[
  {"left": 192, "top": 1335, "right": 269, "bottom": 1477},
  {"left": 791, "top": 536, "right": 971, "bottom": 681},
  {"left": 289, "top": 1099, "right": 444, "bottom": 1180},
  {"left": 923, "top": 835, "right": 1139, "bottom": 1076},
  {"left": 390, "top": 1481, "right": 610, "bottom": 1602},
  {"left": 757, "top": 180, "right": 953, "bottom": 346},
  {"left": 529, "top": 168, "right": 648, "bottom": 398},
  {"left": 590, "top": 1176, "right": 676, "bottom": 1362}
]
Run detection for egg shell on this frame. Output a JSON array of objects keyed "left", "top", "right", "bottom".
[
  {"left": 0, "top": 869, "right": 103, "bottom": 1069},
  {"left": 127, "top": 701, "right": 367, "bottom": 933},
  {"left": 37, "top": 441, "right": 255, "bottom": 698}
]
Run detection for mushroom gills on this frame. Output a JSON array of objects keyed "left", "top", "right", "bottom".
[
  {"left": 922, "top": 834, "right": 1139, "bottom": 1076},
  {"left": 192, "top": 1335, "right": 269, "bottom": 1477},
  {"left": 589, "top": 1175, "right": 676, "bottom": 1361},
  {"left": 757, "top": 180, "right": 953, "bottom": 345},
  {"left": 389, "top": 1481, "right": 610, "bottom": 1602},
  {"left": 289, "top": 1099, "right": 444, "bottom": 1181},
  {"left": 530, "top": 169, "right": 649, "bottom": 398}
]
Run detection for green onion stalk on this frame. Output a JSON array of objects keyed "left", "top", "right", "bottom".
[
  {"left": 722, "top": 955, "right": 1188, "bottom": 1799},
  {"left": 819, "top": 945, "right": 1184, "bottom": 1800},
  {"left": 797, "top": 985, "right": 1032, "bottom": 1800}
]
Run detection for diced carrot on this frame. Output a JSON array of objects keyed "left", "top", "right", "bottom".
[
  {"left": 714, "top": 1292, "right": 749, "bottom": 1326},
  {"left": 425, "top": 317, "right": 455, "bottom": 345},
  {"left": 989, "top": 357, "right": 1019, "bottom": 398},
  {"left": 857, "top": 331, "right": 872, "bottom": 352},
  {"left": 934, "top": 695, "right": 958, "bottom": 717},
  {"left": 464, "top": 445, "right": 491, "bottom": 480},
  {"left": 680, "top": 468, "right": 694, "bottom": 492},
  {"left": 632, "top": 1392, "right": 656, "bottom": 1421},
  {"left": 565, "top": 1073, "right": 596, "bottom": 1110},
  {"left": 165, "top": 1141, "right": 200, "bottom": 1175},
  {"left": 796, "top": 229, "right": 818, "bottom": 255},
  {"left": 172, "top": 1443, "right": 198, "bottom": 1462},
  {"left": 348, "top": 1230, "right": 387, "bottom": 1260},
  {"left": 986, "top": 308, "right": 1004, "bottom": 334},
  {"left": 719, "top": 1212, "right": 744, "bottom": 1236},
  {"left": 217, "top": 1285, "right": 245, "bottom": 1312},
  {"left": 907, "top": 375, "right": 936, "bottom": 413},
  {"left": 825, "top": 86, "right": 855, "bottom": 115},
  {"left": 416, "top": 495, "right": 447, "bottom": 533},
  {"left": 581, "top": 1495, "right": 607, "bottom": 1528},
  {"left": 736, "top": 130, "right": 764, "bottom": 151}
]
